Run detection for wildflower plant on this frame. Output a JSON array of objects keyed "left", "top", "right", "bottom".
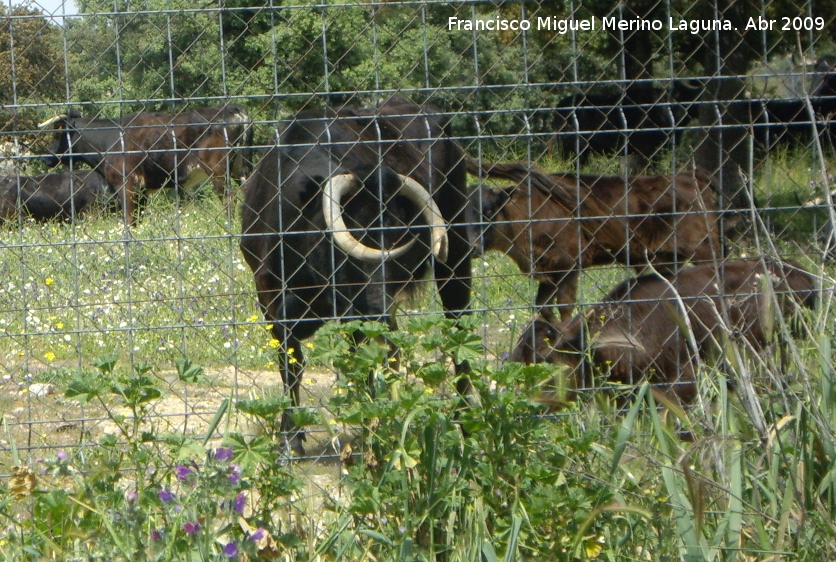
[{"left": 0, "top": 355, "right": 302, "bottom": 560}]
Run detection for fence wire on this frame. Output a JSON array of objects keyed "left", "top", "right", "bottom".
[{"left": 0, "top": 0, "right": 835, "bottom": 556}]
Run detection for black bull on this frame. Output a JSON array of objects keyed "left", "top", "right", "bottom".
[{"left": 239, "top": 100, "right": 472, "bottom": 452}]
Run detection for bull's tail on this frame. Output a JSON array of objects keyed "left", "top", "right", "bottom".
[{"left": 691, "top": 166, "right": 721, "bottom": 195}]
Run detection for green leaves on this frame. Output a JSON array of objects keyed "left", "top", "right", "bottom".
[
  {"left": 66, "top": 356, "right": 163, "bottom": 410},
  {"left": 110, "top": 375, "right": 162, "bottom": 407},
  {"left": 64, "top": 373, "right": 103, "bottom": 403},
  {"left": 175, "top": 357, "right": 205, "bottom": 383},
  {"left": 236, "top": 395, "right": 291, "bottom": 421}
]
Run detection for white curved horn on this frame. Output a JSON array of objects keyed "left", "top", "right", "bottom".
[
  {"left": 396, "top": 173, "right": 448, "bottom": 263},
  {"left": 322, "top": 173, "right": 417, "bottom": 262},
  {"left": 37, "top": 114, "right": 68, "bottom": 129}
]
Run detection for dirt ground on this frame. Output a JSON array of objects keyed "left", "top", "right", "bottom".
[{"left": 0, "top": 364, "right": 348, "bottom": 470}]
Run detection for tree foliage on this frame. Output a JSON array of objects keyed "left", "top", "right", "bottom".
[
  {"left": 1, "top": 0, "right": 833, "bottom": 152},
  {"left": 0, "top": 5, "right": 66, "bottom": 137}
]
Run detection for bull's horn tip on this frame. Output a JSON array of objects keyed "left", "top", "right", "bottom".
[{"left": 36, "top": 114, "right": 68, "bottom": 129}]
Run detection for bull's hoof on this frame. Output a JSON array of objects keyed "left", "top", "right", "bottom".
[{"left": 282, "top": 432, "right": 306, "bottom": 456}]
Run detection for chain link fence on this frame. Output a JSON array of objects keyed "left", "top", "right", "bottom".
[{"left": 0, "top": 0, "right": 835, "bottom": 556}]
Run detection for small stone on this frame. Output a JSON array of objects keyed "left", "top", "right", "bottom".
[{"left": 29, "top": 383, "right": 56, "bottom": 398}]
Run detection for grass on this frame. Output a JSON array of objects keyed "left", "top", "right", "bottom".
[{"left": 0, "top": 155, "right": 834, "bottom": 559}]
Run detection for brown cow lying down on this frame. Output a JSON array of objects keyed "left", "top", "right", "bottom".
[
  {"left": 511, "top": 258, "right": 817, "bottom": 405},
  {"left": 0, "top": 170, "right": 112, "bottom": 221},
  {"left": 469, "top": 162, "right": 722, "bottom": 321}
]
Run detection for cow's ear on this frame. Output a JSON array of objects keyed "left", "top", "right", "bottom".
[
  {"left": 591, "top": 332, "right": 645, "bottom": 352},
  {"left": 484, "top": 187, "right": 509, "bottom": 217}
]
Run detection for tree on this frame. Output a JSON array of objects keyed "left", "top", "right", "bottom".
[{"left": 0, "top": 5, "right": 66, "bottom": 136}]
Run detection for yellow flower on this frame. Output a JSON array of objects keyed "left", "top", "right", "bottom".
[
  {"left": 55, "top": 321, "right": 64, "bottom": 330},
  {"left": 267, "top": 338, "right": 280, "bottom": 349},
  {"left": 305, "top": 342, "right": 315, "bottom": 350},
  {"left": 10, "top": 466, "right": 37, "bottom": 497},
  {"left": 584, "top": 542, "right": 603, "bottom": 559},
  {"left": 44, "top": 352, "right": 56, "bottom": 362},
  {"left": 44, "top": 277, "right": 54, "bottom": 286},
  {"left": 247, "top": 314, "right": 260, "bottom": 323}
]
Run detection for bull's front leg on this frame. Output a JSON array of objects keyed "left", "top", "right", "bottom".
[
  {"left": 535, "top": 281, "right": 560, "bottom": 322},
  {"left": 107, "top": 170, "right": 139, "bottom": 227},
  {"left": 539, "top": 269, "right": 578, "bottom": 322},
  {"left": 435, "top": 224, "right": 473, "bottom": 397},
  {"left": 277, "top": 333, "right": 306, "bottom": 455},
  {"left": 261, "top": 286, "right": 320, "bottom": 455},
  {"left": 210, "top": 170, "right": 230, "bottom": 208}
]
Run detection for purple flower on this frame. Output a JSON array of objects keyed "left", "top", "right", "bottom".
[
  {"left": 249, "top": 527, "right": 265, "bottom": 542},
  {"left": 183, "top": 521, "right": 201, "bottom": 535},
  {"left": 56, "top": 450, "right": 67, "bottom": 461},
  {"left": 223, "top": 542, "right": 238, "bottom": 557},
  {"left": 157, "top": 489, "right": 175, "bottom": 503},
  {"left": 175, "top": 464, "right": 193, "bottom": 481},
  {"left": 151, "top": 529, "right": 164, "bottom": 541},
  {"left": 228, "top": 464, "right": 242, "bottom": 485},
  {"left": 215, "top": 447, "right": 234, "bottom": 462},
  {"left": 125, "top": 490, "right": 138, "bottom": 502},
  {"left": 233, "top": 492, "right": 247, "bottom": 514}
]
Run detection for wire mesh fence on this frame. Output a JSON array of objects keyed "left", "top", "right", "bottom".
[{"left": 0, "top": 0, "right": 835, "bottom": 558}]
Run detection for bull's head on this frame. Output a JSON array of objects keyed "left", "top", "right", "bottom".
[
  {"left": 511, "top": 313, "right": 645, "bottom": 365},
  {"left": 468, "top": 185, "right": 511, "bottom": 257},
  {"left": 322, "top": 172, "right": 449, "bottom": 263},
  {"left": 37, "top": 108, "right": 83, "bottom": 168},
  {"left": 511, "top": 316, "right": 560, "bottom": 364}
]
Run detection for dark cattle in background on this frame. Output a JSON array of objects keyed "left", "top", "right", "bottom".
[
  {"left": 467, "top": 161, "right": 721, "bottom": 322},
  {"left": 38, "top": 104, "right": 253, "bottom": 225},
  {"left": 0, "top": 170, "right": 111, "bottom": 221},
  {"left": 813, "top": 55, "right": 836, "bottom": 98},
  {"left": 552, "top": 80, "right": 702, "bottom": 166},
  {"left": 728, "top": 58, "right": 836, "bottom": 152},
  {"left": 803, "top": 184, "right": 836, "bottom": 261},
  {"left": 512, "top": 258, "right": 817, "bottom": 405},
  {"left": 743, "top": 96, "right": 836, "bottom": 151},
  {"left": 239, "top": 98, "right": 472, "bottom": 453}
]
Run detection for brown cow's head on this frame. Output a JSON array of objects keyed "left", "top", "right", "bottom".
[
  {"left": 468, "top": 184, "right": 511, "bottom": 257},
  {"left": 511, "top": 315, "right": 559, "bottom": 364}
]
